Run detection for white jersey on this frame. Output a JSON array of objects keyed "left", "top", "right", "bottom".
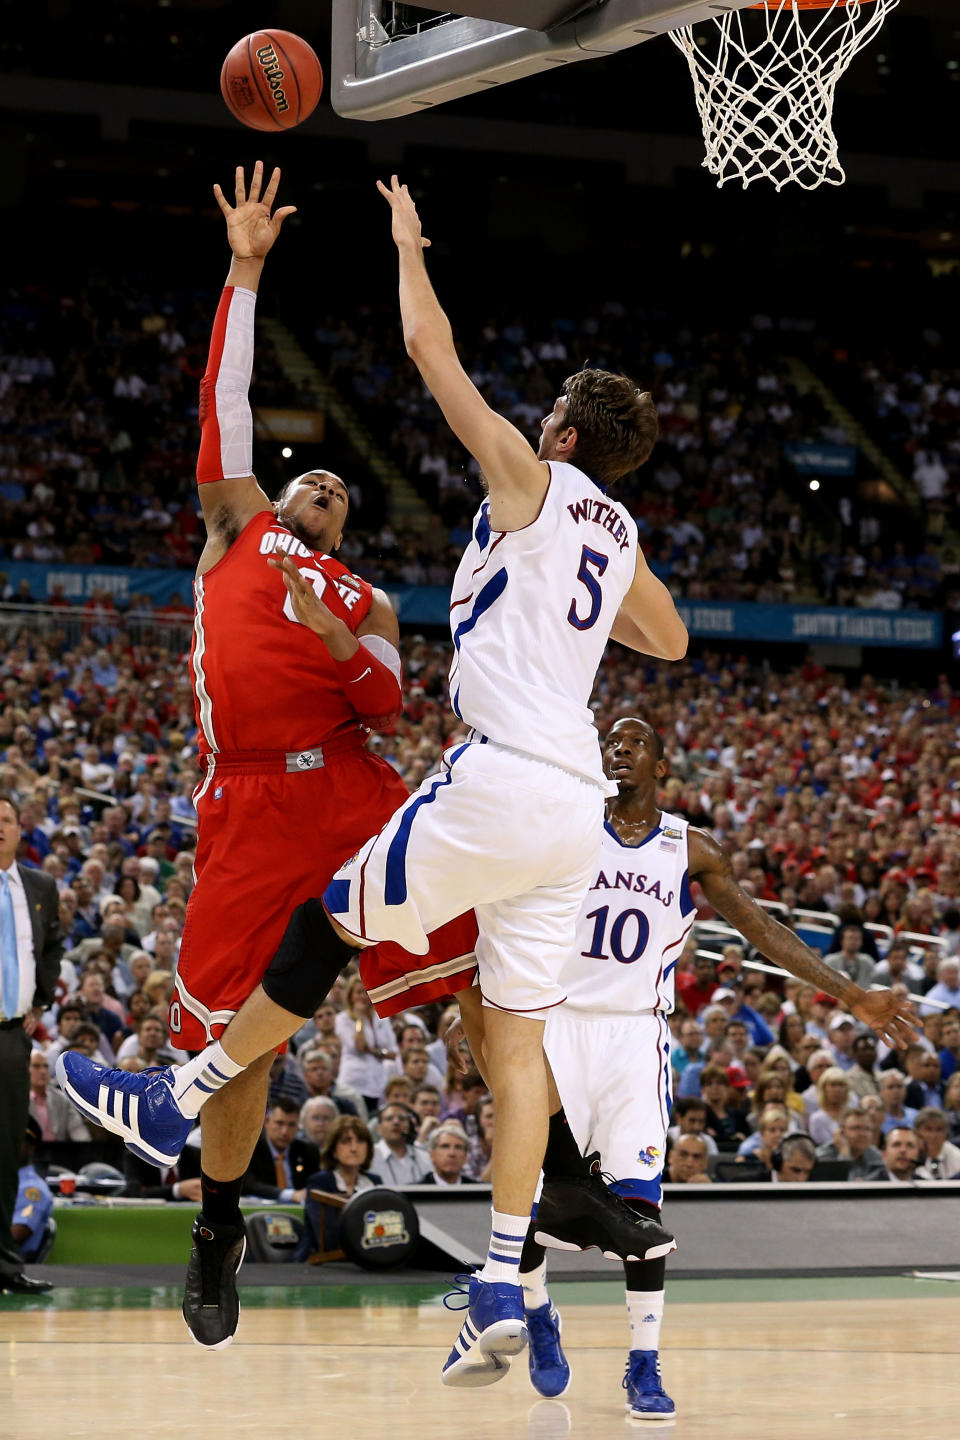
[
  {"left": 561, "top": 809, "right": 697, "bottom": 1014},
  {"left": 448, "top": 460, "right": 638, "bottom": 790}
]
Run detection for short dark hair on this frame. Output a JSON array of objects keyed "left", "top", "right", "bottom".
[
  {"left": 562, "top": 369, "right": 658, "bottom": 486},
  {"left": 673, "top": 1097, "right": 708, "bottom": 1119},
  {"left": 0, "top": 792, "right": 21, "bottom": 822},
  {"left": 269, "top": 1095, "right": 300, "bottom": 1117}
]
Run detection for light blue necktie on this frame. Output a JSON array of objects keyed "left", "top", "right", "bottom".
[{"left": 0, "top": 871, "right": 20, "bottom": 1020}]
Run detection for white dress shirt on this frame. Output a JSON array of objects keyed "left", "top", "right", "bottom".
[{"left": 1, "top": 862, "right": 37, "bottom": 1020}]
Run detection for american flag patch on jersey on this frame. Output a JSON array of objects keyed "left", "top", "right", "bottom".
[{"left": 659, "top": 839, "right": 678, "bottom": 853}]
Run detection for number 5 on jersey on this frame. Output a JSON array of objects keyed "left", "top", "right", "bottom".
[{"left": 568, "top": 545, "right": 609, "bottom": 631}]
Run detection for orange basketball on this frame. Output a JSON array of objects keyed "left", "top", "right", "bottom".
[{"left": 220, "top": 30, "right": 323, "bottom": 132}]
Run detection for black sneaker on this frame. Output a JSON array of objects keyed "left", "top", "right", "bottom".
[
  {"left": 534, "top": 1172, "right": 676, "bottom": 1262},
  {"left": 182, "top": 1216, "right": 247, "bottom": 1350}
]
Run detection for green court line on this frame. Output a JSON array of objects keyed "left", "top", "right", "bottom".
[{"left": 3, "top": 1274, "right": 959, "bottom": 1314}]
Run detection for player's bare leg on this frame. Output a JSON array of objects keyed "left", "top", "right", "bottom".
[
  {"left": 200, "top": 1051, "right": 273, "bottom": 1179},
  {"left": 482, "top": 1010, "right": 549, "bottom": 1214}
]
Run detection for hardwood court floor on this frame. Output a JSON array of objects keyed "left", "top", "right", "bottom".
[{"left": 2, "top": 1282, "right": 958, "bottom": 1440}]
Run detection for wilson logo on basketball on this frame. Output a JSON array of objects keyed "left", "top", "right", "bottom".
[
  {"left": 228, "top": 75, "right": 256, "bottom": 108},
  {"left": 256, "top": 43, "right": 290, "bottom": 115}
]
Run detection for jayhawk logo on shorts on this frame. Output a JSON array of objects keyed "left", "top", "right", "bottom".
[{"left": 637, "top": 1145, "right": 661, "bottom": 1168}]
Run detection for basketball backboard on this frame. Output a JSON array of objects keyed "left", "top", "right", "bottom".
[{"left": 331, "top": 1, "right": 759, "bottom": 121}]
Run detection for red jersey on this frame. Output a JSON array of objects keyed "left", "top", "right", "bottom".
[{"left": 191, "top": 512, "right": 375, "bottom": 755}]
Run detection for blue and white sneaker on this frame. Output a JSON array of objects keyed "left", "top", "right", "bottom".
[
  {"left": 441, "top": 1274, "right": 528, "bottom": 1388},
  {"left": 55, "top": 1052, "right": 191, "bottom": 1167},
  {"left": 623, "top": 1350, "right": 676, "bottom": 1422},
  {"left": 527, "top": 1301, "right": 571, "bottom": 1398}
]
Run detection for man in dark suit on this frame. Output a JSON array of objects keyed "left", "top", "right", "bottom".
[
  {"left": 123, "top": 1143, "right": 204, "bottom": 1201},
  {"left": 419, "top": 1123, "right": 483, "bottom": 1186},
  {"left": 242, "top": 1095, "right": 319, "bottom": 1201},
  {"left": 0, "top": 794, "right": 63, "bottom": 1293}
]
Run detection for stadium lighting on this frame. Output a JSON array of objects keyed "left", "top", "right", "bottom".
[
  {"left": 281, "top": 446, "right": 293, "bottom": 458},
  {"left": 809, "top": 479, "right": 821, "bottom": 491}
]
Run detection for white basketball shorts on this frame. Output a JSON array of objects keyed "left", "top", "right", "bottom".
[
  {"left": 544, "top": 1006, "right": 673, "bottom": 1207},
  {"left": 323, "top": 737, "right": 604, "bottom": 1014}
]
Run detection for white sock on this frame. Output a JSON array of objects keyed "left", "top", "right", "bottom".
[
  {"left": 627, "top": 1289, "right": 665, "bottom": 1353},
  {"left": 480, "top": 1209, "right": 528, "bottom": 1284},
  {"left": 170, "top": 1042, "right": 246, "bottom": 1118},
  {"left": 520, "top": 1259, "right": 550, "bottom": 1311}
]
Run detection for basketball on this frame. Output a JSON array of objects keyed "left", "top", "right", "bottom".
[{"left": 220, "top": 30, "right": 323, "bottom": 132}]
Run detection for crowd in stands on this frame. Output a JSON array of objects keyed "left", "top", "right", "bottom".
[
  {"left": 4, "top": 613, "right": 960, "bottom": 1261},
  {"left": 3, "top": 276, "right": 953, "bottom": 614}
]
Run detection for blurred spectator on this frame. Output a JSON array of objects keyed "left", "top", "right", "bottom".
[
  {"left": 881, "top": 1126, "right": 923, "bottom": 1183},
  {"left": 11, "top": 1120, "right": 54, "bottom": 1261},
  {"left": 300, "top": 1116, "right": 383, "bottom": 1257},
  {"left": 676, "top": 955, "right": 717, "bottom": 1016},
  {"left": 823, "top": 925, "right": 876, "bottom": 988},
  {"left": 334, "top": 979, "right": 397, "bottom": 1113},
  {"left": 123, "top": 1140, "right": 203, "bottom": 1202},
  {"left": 846, "top": 1033, "right": 880, "bottom": 1101},
  {"left": 114, "top": 1013, "right": 181, "bottom": 1068},
  {"left": 267, "top": 1053, "right": 310, "bottom": 1112},
  {"left": 737, "top": 1105, "right": 789, "bottom": 1168},
  {"left": 807, "top": 1068, "right": 853, "bottom": 1146},
  {"left": 373, "top": 1103, "right": 431, "bottom": 1187},
  {"left": 299, "top": 1046, "right": 363, "bottom": 1120},
  {"left": 665, "top": 1135, "right": 712, "bottom": 1184},
  {"left": 921, "top": 959, "right": 960, "bottom": 1016},
  {"left": 903, "top": 1048, "right": 944, "bottom": 1110},
  {"left": 666, "top": 1097, "right": 719, "bottom": 1158},
  {"left": 770, "top": 1135, "right": 816, "bottom": 1183},
  {"left": 299, "top": 1096, "right": 339, "bottom": 1151},
  {"left": 872, "top": 938, "right": 925, "bottom": 989},
  {"left": 826, "top": 1014, "right": 858, "bottom": 1071},
  {"left": 420, "top": 1123, "right": 479, "bottom": 1186},
  {"left": 27, "top": 1049, "right": 87, "bottom": 1142},
  {"left": 243, "top": 1096, "right": 319, "bottom": 1203},
  {"left": 943, "top": 1074, "right": 960, "bottom": 1143},
  {"left": 913, "top": 1108, "right": 960, "bottom": 1179},
  {"left": 815, "top": 1107, "right": 887, "bottom": 1180},
  {"left": 467, "top": 1094, "right": 496, "bottom": 1183},
  {"left": 700, "top": 1065, "right": 750, "bottom": 1152},
  {"left": 939, "top": 1014, "right": 960, "bottom": 1083},
  {"left": 877, "top": 1071, "right": 918, "bottom": 1134},
  {"left": 411, "top": 1083, "right": 443, "bottom": 1145}
]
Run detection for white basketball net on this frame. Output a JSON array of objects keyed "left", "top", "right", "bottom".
[{"left": 669, "top": 0, "right": 899, "bottom": 191}]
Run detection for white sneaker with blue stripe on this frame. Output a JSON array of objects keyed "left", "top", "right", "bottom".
[
  {"left": 441, "top": 1274, "right": 528, "bottom": 1388},
  {"left": 56, "top": 1052, "right": 192, "bottom": 1167}
]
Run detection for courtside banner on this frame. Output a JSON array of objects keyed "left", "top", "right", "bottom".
[
  {"left": 674, "top": 602, "right": 941, "bottom": 648},
  {"left": 1, "top": 564, "right": 942, "bottom": 646}
]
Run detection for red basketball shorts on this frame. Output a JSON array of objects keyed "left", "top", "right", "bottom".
[{"left": 172, "top": 743, "right": 477, "bottom": 1048}]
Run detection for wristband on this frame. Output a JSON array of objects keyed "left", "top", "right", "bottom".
[{"left": 334, "top": 643, "right": 402, "bottom": 729}]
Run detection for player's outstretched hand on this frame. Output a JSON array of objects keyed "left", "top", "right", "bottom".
[
  {"left": 848, "top": 987, "right": 918, "bottom": 1048},
  {"left": 376, "top": 174, "right": 431, "bottom": 253},
  {"left": 214, "top": 161, "right": 297, "bottom": 261}
]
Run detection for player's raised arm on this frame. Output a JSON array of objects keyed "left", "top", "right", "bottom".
[
  {"left": 195, "top": 162, "right": 297, "bottom": 566},
  {"left": 687, "top": 828, "right": 918, "bottom": 1048},
  {"left": 610, "top": 545, "right": 688, "bottom": 661},
  {"left": 377, "top": 175, "right": 547, "bottom": 527}
]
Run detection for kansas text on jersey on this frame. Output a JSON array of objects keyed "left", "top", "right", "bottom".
[{"left": 562, "top": 810, "right": 697, "bottom": 1014}]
